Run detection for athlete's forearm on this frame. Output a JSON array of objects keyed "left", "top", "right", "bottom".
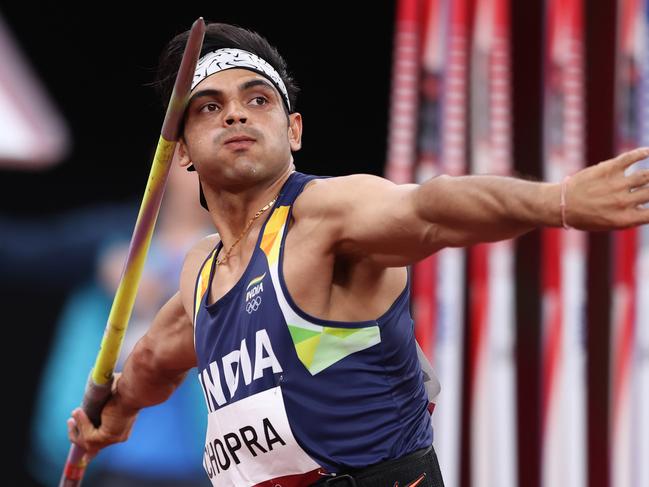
[
  {"left": 68, "top": 337, "right": 190, "bottom": 455},
  {"left": 69, "top": 291, "right": 197, "bottom": 453},
  {"left": 114, "top": 292, "right": 197, "bottom": 413},
  {"left": 115, "top": 336, "right": 189, "bottom": 413},
  {"left": 414, "top": 174, "right": 561, "bottom": 246}
]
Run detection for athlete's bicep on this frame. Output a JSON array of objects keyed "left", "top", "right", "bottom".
[
  {"left": 297, "top": 176, "right": 437, "bottom": 266},
  {"left": 138, "top": 234, "right": 221, "bottom": 376},
  {"left": 138, "top": 291, "right": 196, "bottom": 374}
]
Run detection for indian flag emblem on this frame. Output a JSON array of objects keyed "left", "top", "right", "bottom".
[{"left": 245, "top": 273, "right": 266, "bottom": 314}]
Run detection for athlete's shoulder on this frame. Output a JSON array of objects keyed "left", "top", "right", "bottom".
[
  {"left": 298, "top": 173, "right": 392, "bottom": 197},
  {"left": 178, "top": 233, "right": 221, "bottom": 318},
  {"left": 187, "top": 232, "right": 221, "bottom": 257},
  {"left": 293, "top": 173, "right": 391, "bottom": 216}
]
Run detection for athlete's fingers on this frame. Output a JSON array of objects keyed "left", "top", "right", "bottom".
[
  {"left": 626, "top": 169, "right": 649, "bottom": 190},
  {"left": 629, "top": 186, "right": 649, "bottom": 206},
  {"left": 633, "top": 206, "right": 649, "bottom": 227},
  {"left": 111, "top": 372, "right": 122, "bottom": 394},
  {"left": 71, "top": 408, "right": 94, "bottom": 430},
  {"left": 615, "top": 147, "right": 649, "bottom": 170},
  {"left": 68, "top": 408, "right": 100, "bottom": 454},
  {"left": 67, "top": 416, "right": 79, "bottom": 443}
]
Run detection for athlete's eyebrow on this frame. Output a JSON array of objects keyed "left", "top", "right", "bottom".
[
  {"left": 239, "top": 78, "right": 276, "bottom": 94},
  {"left": 188, "top": 88, "right": 222, "bottom": 105},
  {"left": 188, "top": 79, "right": 278, "bottom": 106}
]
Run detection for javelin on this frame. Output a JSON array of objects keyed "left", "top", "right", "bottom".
[{"left": 58, "top": 18, "right": 205, "bottom": 487}]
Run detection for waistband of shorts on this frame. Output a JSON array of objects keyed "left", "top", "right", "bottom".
[{"left": 312, "top": 446, "right": 433, "bottom": 486}]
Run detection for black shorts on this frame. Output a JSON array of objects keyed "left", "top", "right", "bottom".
[{"left": 311, "top": 445, "right": 445, "bottom": 487}]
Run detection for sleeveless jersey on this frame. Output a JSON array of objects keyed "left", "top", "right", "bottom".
[{"left": 192, "top": 172, "right": 433, "bottom": 486}]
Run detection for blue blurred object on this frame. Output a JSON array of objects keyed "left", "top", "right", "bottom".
[
  {"left": 26, "top": 215, "right": 210, "bottom": 486},
  {"left": 0, "top": 203, "right": 137, "bottom": 289},
  {"left": 27, "top": 282, "right": 208, "bottom": 486}
]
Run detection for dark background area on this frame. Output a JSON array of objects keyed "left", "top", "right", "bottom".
[
  {"left": 0, "top": 4, "right": 396, "bottom": 215},
  {"left": 2, "top": 3, "right": 396, "bottom": 484}
]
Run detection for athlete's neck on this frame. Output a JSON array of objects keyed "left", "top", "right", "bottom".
[{"left": 206, "top": 164, "right": 294, "bottom": 255}]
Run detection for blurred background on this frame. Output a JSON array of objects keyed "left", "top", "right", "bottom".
[{"left": 2, "top": 1, "right": 647, "bottom": 487}]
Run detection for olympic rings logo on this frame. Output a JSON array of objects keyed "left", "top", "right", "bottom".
[{"left": 246, "top": 296, "right": 262, "bottom": 314}]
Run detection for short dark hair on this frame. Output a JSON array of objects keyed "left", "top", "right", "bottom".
[{"left": 154, "top": 22, "right": 299, "bottom": 113}]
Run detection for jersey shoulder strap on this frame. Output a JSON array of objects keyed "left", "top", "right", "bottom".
[{"left": 192, "top": 246, "right": 218, "bottom": 325}]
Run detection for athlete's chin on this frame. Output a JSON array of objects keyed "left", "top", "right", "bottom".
[
  {"left": 205, "top": 152, "right": 288, "bottom": 189},
  {"left": 219, "top": 159, "right": 273, "bottom": 185}
]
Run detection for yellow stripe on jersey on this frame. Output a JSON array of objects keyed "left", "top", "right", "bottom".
[
  {"left": 194, "top": 249, "right": 217, "bottom": 324},
  {"left": 260, "top": 206, "right": 290, "bottom": 265}
]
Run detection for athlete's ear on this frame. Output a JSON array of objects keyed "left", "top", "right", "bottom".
[
  {"left": 176, "top": 136, "right": 193, "bottom": 169},
  {"left": 288, "top": 112, "right": 302, "bottom": 151}
]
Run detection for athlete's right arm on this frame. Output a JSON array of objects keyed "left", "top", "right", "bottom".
[
  {"left": 67, "top": 292, "right": 196, "bottom": 455},
  {"left": 67, "top": 233, "right": 220, "bottom": 456}
]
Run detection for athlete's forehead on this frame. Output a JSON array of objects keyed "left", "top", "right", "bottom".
[
  {"left": 191, "top": 48, "right": 291, "bottom": 111},
  {"left": 188, "top": 69, "right": 279, "bottom": 103}
]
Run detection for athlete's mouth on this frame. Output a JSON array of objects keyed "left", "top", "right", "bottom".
[{"left": 225, "top": 135, "right": 256, "bottom": 145}]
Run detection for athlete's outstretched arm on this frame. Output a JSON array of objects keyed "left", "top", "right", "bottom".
[
  {"left": 300, "top": 147, "right": 649, "bottom": 267},
  {"left": 67, "top": 291, "right": 196, "bottom": 456}
]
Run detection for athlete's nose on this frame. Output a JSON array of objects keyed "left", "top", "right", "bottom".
[{"left": 223, "top": 101, "right": 248, "bottom": 126}]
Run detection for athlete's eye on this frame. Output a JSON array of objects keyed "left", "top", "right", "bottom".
[
  {"left": 200, "top": 103, "right": 220, "bottom": 113},
  {"left": 250, "top": 96, "right": 268, "bottom": 106}
]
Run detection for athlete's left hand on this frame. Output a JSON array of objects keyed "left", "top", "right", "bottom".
[{"left": 564, "top": 147, "right": 649, "bottom": 230}]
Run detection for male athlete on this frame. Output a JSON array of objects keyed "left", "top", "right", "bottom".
[{"left": 68, "top": 22, "right": 649, "bottom": 487}]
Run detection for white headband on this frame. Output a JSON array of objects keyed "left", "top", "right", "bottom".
[{"left": 191, "top": 48, "right": 291, "bottom": 110}]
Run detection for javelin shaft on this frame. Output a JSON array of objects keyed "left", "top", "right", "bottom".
[{"left": 58, "top": 18, "right": 205, "bottom": 487}]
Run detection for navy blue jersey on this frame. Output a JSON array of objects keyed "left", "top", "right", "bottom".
[{"left": 192, "top": 172, "right": 432, "bottom": 486}]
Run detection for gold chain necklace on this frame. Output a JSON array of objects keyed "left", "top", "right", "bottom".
[{"left": 216, "top": 193, "right": 279, "bottom": 266}]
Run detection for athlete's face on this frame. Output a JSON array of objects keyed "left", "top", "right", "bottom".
[{"left": 177, "top": 69, "right": 302, "bottom": 190}]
